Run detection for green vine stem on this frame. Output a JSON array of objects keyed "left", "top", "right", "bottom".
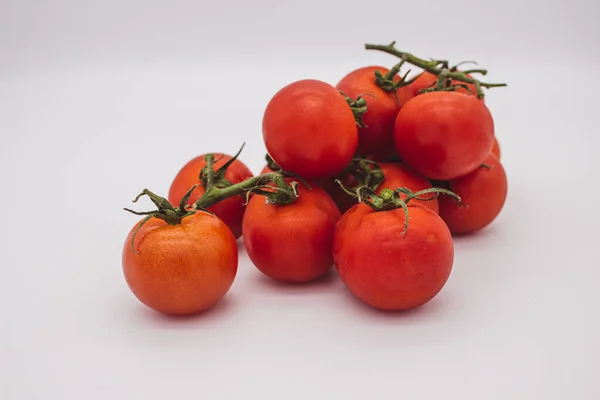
[
  {"left": 364, "top": 42, "right": 507, "bottom": 98},
  {"left": 335, "top": 180, "right": 461, "bottom": 234}
]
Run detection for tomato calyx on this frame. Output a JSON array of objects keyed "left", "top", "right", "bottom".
[
  {"left": 123, "top": 186, "right": 214, "bottom": 253},
  {"left": 373, "top": 56, "right": 418, "bottom": 103},
  {"left": 364, "top": 42, "right": 507, "bottom": 99},
  {"left": 199, "top": 143, "right": 246, "bottom": 190},
  {"left": 335, "top": 180, "right": 460, "bottom": 234},
  {"left": 341, "top": 93, "right": 369, "bottom": 128}
]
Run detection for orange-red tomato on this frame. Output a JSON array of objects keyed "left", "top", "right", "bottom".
[
  {"left": 168, "top": 153, "right": 253, "bottom": 238},
  {"left": 438, "top": 153, "right": 507, "bottom": 234},
  {"left": 407, "top": 71, "right": 481, "bottom": 100},
  {"left": 491, "top": 137, "right": 501, "bottom": 159},
  {"left": 242, "top": 184, "right": 341, "bottom": 283},
  {"left": 394, "top": 91, "right": 495, "bottom": 180},
  {"left": 262, "top": 79, "right": 358, "bottom": 180},
  {"left": 334, "top": 203, "right": 454, "bottom": 311},
  {"left": 336, "top": 66, "right": 412, "bottom": 160},
  {"left": 122, "top": 212, "right": 238, "bottom": 315}
]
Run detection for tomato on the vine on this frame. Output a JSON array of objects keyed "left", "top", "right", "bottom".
[
  {"left": 168, "top": 153, "right": 253, "bottom": 238},
  {"left": 122, "top": 211, "right": 238, "bottom": 315},
  {"left": 394, "top": 91, "right": 495, "bottom": 180},
  {"left": 336, "top": 66, "right": 412, "bottom": 160},
  {"left": 334, "top": 203, "right": 454, "bottom": 311},
  {"left": 438, "top": 153, "right": 507, "bottom": 234},
  {"left": 242, "top": 183, "right": 341, "bottom": 283},
  {"left": 262, "top": 79, "right": 358, "bottom": 180}
]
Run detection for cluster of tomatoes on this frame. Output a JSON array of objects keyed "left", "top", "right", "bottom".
[{"left": 122, "top": 44, "right": 508, "bottom": 316}]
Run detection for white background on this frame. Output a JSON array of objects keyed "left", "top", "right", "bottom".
[{"left": 1, "top": 0, "right": 599, "bottom": 398}]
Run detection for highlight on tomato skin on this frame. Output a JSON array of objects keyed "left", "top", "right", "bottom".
[
  {"left": 242, "top": 183, "right": 341, "bottom": 284},
  {"left": 333, "top": 203, "right": 454, "bottom": 311},
  {"left": 168, "top": 153, "right": 253, "bottom": 238},
  {"left": 336, "top": 66, "right": 413, "bottom": 161},
  {"left": 122, "top": 211, "right": 238, "bottom": 316},
  {"left": 438, "top": 153, "right": 508, "bottom": 234},
  {"left": 262, "top": 79, "right": 359, "bottom": 180},
  {"left": 393, "top": 91, "right": 495, "bottom": 181}
]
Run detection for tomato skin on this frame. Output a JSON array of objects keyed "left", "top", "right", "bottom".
[
  {"left": 242, "top": 184, "right": 341, "bottom": 283},
  {"left": 336, "top": 66, "right": 412, "bottom": 160},
  {"left": 407, "top": 71, "right": 481, "bottom": 101},
  {"left": 491, "top": 137, "right": 501, "bottom": 159},
  {"left": 122, "top": 212, "right": 238, "bottom": 315},
  {"left": 438, "top": 154, "right": 507, "bottom": 234},
  {"left": 262, "top": 79, "right": 358, "bottom": 180},
  {"left": 334, "top": 204, "right": 454, "bottom": 311},
  {"left": 394, "top": 91, "right": 495, "bottom": 180},
  {"left": 168, "top": 153, "right": 253, "bottom": 238}
]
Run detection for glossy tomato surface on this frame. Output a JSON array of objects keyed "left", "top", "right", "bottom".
[
  {"left": 439, "top": 153, "right": 507, "bottom": 234},
  {"left": 168, "top": 153, "right": 253, "bottom": 238},
  {"left": 394, "top": 91, "right": 495, "bottom": 180},
  {"left": 122, "top": 211, "right": 238, "bottom": 315},
  {"left": 491, "top": 137, "right": 501, "bottom": 159},
  {"left": 336, "top": 66, "right": 412, "bottom": 160},
  {"left": 334, "top": 203, "right": 454, "bottom": 311},
  {"left": 262, "top": 79, "right": 358, "bottom": 180},
  {"left": 242, "top": 184, "right": 341, "bottom": 283}
]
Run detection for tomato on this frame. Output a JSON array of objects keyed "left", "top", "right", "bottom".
[
  {"left": 491, "top": 137, "right": 501, "bottom": 159},
  {"left": 168, "top": 153, "right": 253, "bottom": 238},
  {"left": 334, "top": 203, "right": 454, "bottom": 311},
  {"left": 327, "top": 162, "right": 439, "bottom": 214},
  {"left": 122, "top": 211, "right": 238, "bottom": 315},
  {"left": 407, "top": 71, "right": 480, "bottom": 100},
  {"left": 262, "top": 79, "right": 358, "bottom": 180},
  {"left": 336, "top": 66, "right": 412, "bottom": 160},
  {"left": 242, "top": 184, "right": 341, "bottom": 283},
  {"left": 438, "top": 153, "right": 507, "bottom": 234},
  {"left": 394, "top": 91, "right": 495, "bottom": 180}
]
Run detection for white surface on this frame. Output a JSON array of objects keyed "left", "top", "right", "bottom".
[{"left": 1, "top": 1, "right": 599, "bottom": 399}]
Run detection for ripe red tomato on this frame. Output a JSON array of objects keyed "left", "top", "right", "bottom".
[
  {"left": 407, "top": 71, "right": 480, "bottom": 100},
  {"left": 491, "top": 137, "right": 501, "bottom": 159},
  {"left": 336, "top": 66, "right": 412, "bottom": 160},
  {"left": 242, "top": 184, "right": 341, "bottom": 283},
  {"left": 262, "top": 79, "right": 358, "bottom": 180},
  {"left": 122, "top": 211, "right": 238, "bottom": 315},
  {"left": 438, "top": 153, "right": 507, "bottom": 234},
  {"left": 394, "top": 91, "right": 495, "bottom": 180},
  {"left": 168, "top": 153, "right": 253, "bottom": 238},
  {"left": 334, "top": 203, "right": 454, "bottom": 311}
]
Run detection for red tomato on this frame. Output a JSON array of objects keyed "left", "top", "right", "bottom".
[
  {"left": 336, "top": 66, "right": 413, "bottom": 160},
  {"left": 491, "top": 137, "right": 501, "bottom": 159},
  {"left": 376, "top": 163, "right": 439, "bottom": 213},
  {"left": 334, "top": 203, "right": 454, "bottom": 311},
  {"left": 262, "top": 79, "right": 358, "bottom": 180},
  {"left": 438, "top": 153, "right": 507, "bottom": 234},
  {"left": 394, "top": 91, "right": 495, "bottom": 180},
  {"left": 242, "top": 184, "right": 341, "bottom": 283},
  {"left": 168, "top": 153, "right": 253, "bottom": 238},
  {"left": 407, "top": 71, "right": 481, "bottom": 100},
  {"left": 122, "top": 211, "right": 238, "bottom": 315}
]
